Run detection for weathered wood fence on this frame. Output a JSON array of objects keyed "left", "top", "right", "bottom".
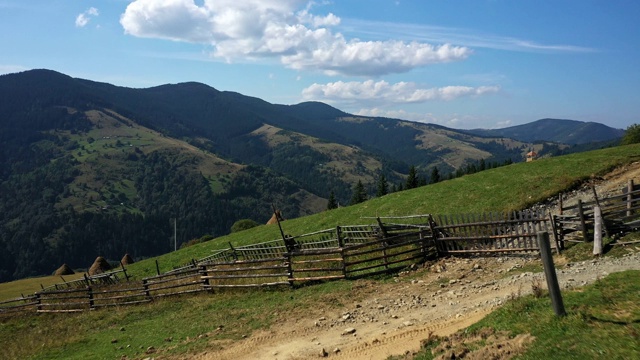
[
  {"left": 432, "top": 209, "right": 557, "bottom": 254},
  {"left": 0, "top": 212, "right": 546, "bottom": 315},
  {"left": 554, "top": 180, "right": 640, "bottom": 246}
]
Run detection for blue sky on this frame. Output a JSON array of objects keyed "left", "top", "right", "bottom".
[{"left": 1, "top": 1, "right": 638, "bottom": 130}]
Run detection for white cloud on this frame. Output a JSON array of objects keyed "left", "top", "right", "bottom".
[
  {"left": 355, "top": 108, "right": 511, "bottom": 129},
  {"left": 341, "top": 18, "right": 596, "bottom": 53},
  {"left": 76, "top": 7, "right": 99, "bottom": 28},
  {"left": 120, "top": 0, "right": 471, "bottom": 76},
  {"left": 301, "top": 80, "right": 499, "bottom": 104}
]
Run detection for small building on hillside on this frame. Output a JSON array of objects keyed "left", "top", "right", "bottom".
[{"left": 526, "top": 151, "right": 538, "bottom": 162}]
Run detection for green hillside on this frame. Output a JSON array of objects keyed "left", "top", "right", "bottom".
[{"left": 77, "top": 143, "right": 640, "bottom": 281}]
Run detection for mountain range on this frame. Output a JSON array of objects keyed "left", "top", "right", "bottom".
[{"left": 0, "top": 69, "right": 624, "bottom": 281}]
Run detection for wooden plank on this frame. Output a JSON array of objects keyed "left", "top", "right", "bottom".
[
  {"left": 291, "top": 258, "right": 344, "bottom": 265},
  {"left": 92, "top": 299, "right": 152, "bottom": 308},
  {"left": 202, "top": 273, "right": 288, "bottom": 280},
  {"left": 291, "top": 275, "right": 346, "bottom": 282},
  {"left": 204, "top": 264, "right": 288, "bottom": 273},
  {"left": 147, "top": 279, "right": 205, "bottom": 292}
]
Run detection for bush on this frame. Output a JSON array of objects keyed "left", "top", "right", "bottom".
[
  {"left": 231, "top": 219, "right": 260, "bottom": 233},
  {"left": 622, "top": 123, "right": 640, "bottom": 145}
]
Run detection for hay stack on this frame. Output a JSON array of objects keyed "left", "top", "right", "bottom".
[
  {"left": 54, "top": 263, "right": 75, "bottom": 276},
  {"left": 88, "top": 256, "right": 112, "bottom": 276},
  {"left": 121, "top": 253, "right": 135, "bottom": 266}
]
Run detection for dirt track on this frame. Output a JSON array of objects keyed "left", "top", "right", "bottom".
[{"left": 187, "top": 162, "right": 640, "bottom": 360}]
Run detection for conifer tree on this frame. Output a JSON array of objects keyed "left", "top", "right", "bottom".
[
  {"left": 376, "top": 174, "right": 388, "bottom": 197},
  {"left": 350, "top": 180, "right": 367, "bottom": 205},
  {"left": 327, "top": 191, "right": 338, "bottom": 210},
  {"left": 430, "top": 167, "right": 441, "bottom": 184},
  {"left": 405, "top": 165, "right": 418, "bottom": 189}
]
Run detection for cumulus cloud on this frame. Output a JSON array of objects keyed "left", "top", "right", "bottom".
[
  {"left": 301, "top": 80, "right": 499, "bottom": 104},
  {"left": 76, "top": 7, "right": 99, "bottom": 28},
  {"left": 120, "top": 0, "right": 471, "bottom": 76}
]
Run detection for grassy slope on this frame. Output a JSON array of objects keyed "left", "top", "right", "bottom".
[
  {"left": 126, "top": 143, "right": 640, "bottom": 279},
  {"left": 1, "top": 144, "right": 639, "bottom": 360}
]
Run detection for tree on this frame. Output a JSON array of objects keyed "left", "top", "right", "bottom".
[
  {"left": 376, "top": 174, "right": 388, "bottom": 197},
  {"left": 622, "top": 124, "right": 640, "bottom": 145},
  {"left": 350, "top": 180, "right": 367, "bottom": 205},
  {"left": 430, "top": 167, "right": 441, "bottom": 184},
  {"left": 405, "top": 165, "right": 418, "bottom": 189},
  {"left": 327, "top": 190, "right": 338, "bottom": 210}
]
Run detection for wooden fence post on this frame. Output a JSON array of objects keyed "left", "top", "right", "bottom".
[
  {"left": 340, "top": 247, "right": 347, "bottom": 278},
  {"left": 285, "top": 252, "right": 294, "bottom": 287},
  {"left": 155, "top": 259, "right": 161, "bottom": 276},
  {"left": 229, "top": 242, "right": 238, "bottom": 261},
  {"left": 336, "top": 226, "right": 343, "bottom": 248},
  {"left": 35, "top": 293, "right": 42, "bottom": 312},
  {"left": 88, "top": 286, "right": 94, "bottom": 310},
  {"left": 593, "top": 206, "right": 603, "bottom": 256},
  {"left": 577, "top": 200, "right": 589, "bottom": 242},
  {"left": 200, "top": 265, "right": 211, "bottom": 292},
  {"left": 628, "top": 179, "right": 635, "bottom": 218},
  {"left": 559, "top": 193, "right": 563, "bottom": 215},
  {"left": 120, "top": 262, "right": 130, "bottom": 282},
  {"left": 142, "top": 279, "right": 151, "bottom": 299},
  {"left": 538, "top": 232, "right": 566, "bottom": 317},
  {"left": 427, "top": 215, "right": 440, "bottom": 256}
]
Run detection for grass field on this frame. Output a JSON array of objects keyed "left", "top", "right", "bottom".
[{"left": 1, "top": 143, "right": 640, "bottom": 359}]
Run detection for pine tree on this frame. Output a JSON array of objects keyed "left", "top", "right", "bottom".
[
  {"left": 376, "top": 174, "right": 388, "bottom": 197},
  {"left": 430, "top": 167, "right": 441, "bottom": 184},
  {"left": 405, "top": 165, "right": 418, "bottom": 189},
  {"left": 327, "top": 191, "right": 338, "bottom": 210},
  {"left": 350, "top": 180, "right": 367, "bottom": 205}
]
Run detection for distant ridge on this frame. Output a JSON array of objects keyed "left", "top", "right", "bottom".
[{"left": 465, "top": 118, "right": 624, "bottom": 145}]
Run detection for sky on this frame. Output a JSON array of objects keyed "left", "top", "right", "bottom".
[{"left": 0, "top": 1, "right": 638, "bottom": 130}]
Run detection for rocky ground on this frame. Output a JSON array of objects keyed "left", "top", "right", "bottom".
[{"left": 186, "top": 162, "right": 640, "bottom": 360}]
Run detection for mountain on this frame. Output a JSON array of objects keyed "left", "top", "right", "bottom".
[
  {"left": 465, "top": 118, "right": 624, "bottom": 145},
  {"left": 0, "top": 69, "right": 618, "bottom": 281}
]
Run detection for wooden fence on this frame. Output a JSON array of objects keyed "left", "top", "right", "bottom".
[
  {"left": 7, "top": 196, "right": 637, "bottom": 316},
  {"left": 432, "top": 209, "right": 557, "bottom": 254},
  {"left": 554, "top": 180, "right": 640, "bottom": 246}
]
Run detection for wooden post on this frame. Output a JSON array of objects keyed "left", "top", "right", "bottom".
[
  {"left": 155, "top": 259, "right": 160, "bottom": 276},
  {"left": 142, "top": 279, "right": 151, "bottom": 298},
  {"left": 376, "top": 217, "right": 388, "bottom": 238},
  {"left": 591, "top": 185, "right": 609, "bottom": 238},
  {"left": 382, "top": 241, "right": 389, "bottom": 270},
  {"left": 559, "top": 193, "right": 563, "bottom": 215},
  {"left": 593, "top": 206, "right": 603, "bottom": 256},
  {"left": 83, "top": 273, "right": 91, "bottom": 286},
  {"left": 200, "top": 265, "right": 211, "bottom": 291},
  {"left": 427, "top": 214, "right": 440, "bottom": 257},
  {"left": 628, "top": 180, "right": 634, "bottom": 218},
  {"left": 538, "top": 232, "right": 566, "bottom": 316},
  {"left": 88, "top": 286, "right": 94, "bottom": 310},
  {"left": 577, "top": 200, "right": 589, "bottom": 242},
  {"left": 285, "top": 252, "right": 294, "bottom": 287},
  {"left": 35, "top": 293, "right": 42, "bottom": 312},
  {"left": 229, "top": 242, "right": 238, "bottom": 261},
  {"left": 120, "top": 262, "right": 130, "bottom": 282},
  {"left": 336, "top": 226, "right": 343, "bottom": 248},
  {"left": 340, "top": 247, "right": 347, "bottom": 278}
]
